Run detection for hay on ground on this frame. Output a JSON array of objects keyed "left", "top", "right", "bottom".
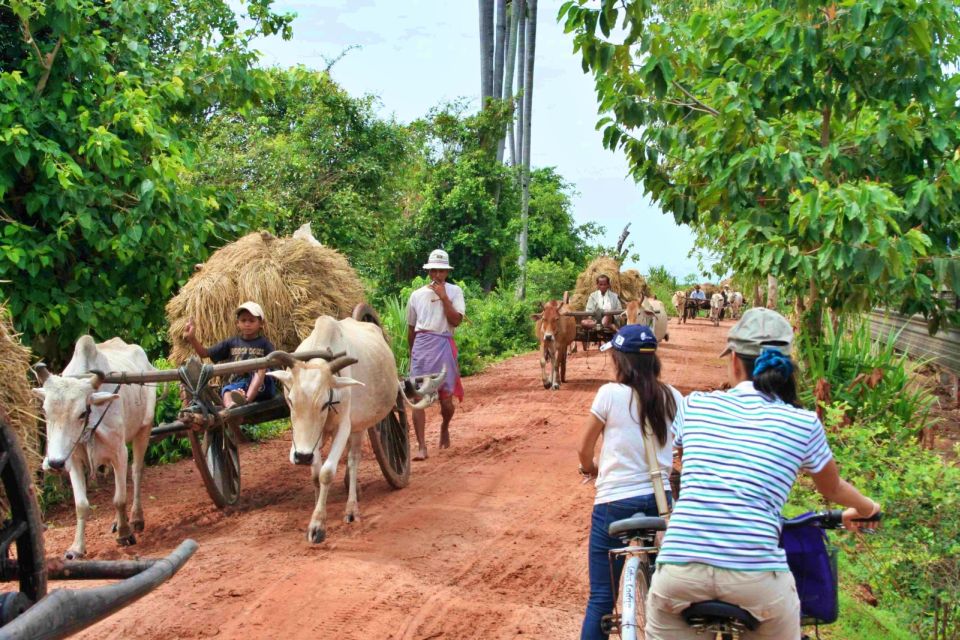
[
  {"left": 569, "top": 257, "right": 649, "bottom": 310},
  {"left": 0, "top": 302, "right": 42, "bottom": 477},
  {"left": 166, "top": 231, "right": 365, "bottom": 363}
]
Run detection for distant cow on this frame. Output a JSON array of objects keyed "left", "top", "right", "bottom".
[
  {"left": 533, "top": 300, "right": 576, "bottom": 390},
  {"left": 729, "top": 291, "right": 745, "bottom": 319},
  {"left": 671, "top": 291, "right": 686, "bottom": 318},
  {"left": 33, "top": 336, "right": 157, "bottom": 559},
  {"left": 710, "top": 293, "right": 725, "bottom": 326},
  {"left": 624, "top": 298, "right": 669, "bottom": 342},
  {"left": 268, "top": 317, "right": 443, "bottom": 543}
]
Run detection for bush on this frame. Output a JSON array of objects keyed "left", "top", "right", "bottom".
[
  {"left": 796, "top": 315, "right": 935, "bottom": 433},
  {"left": 525, "top": 258, "right": 581, "bottom": 303},
  {"left": 145, "top": 357, "right": 191, "bottom": 465}
]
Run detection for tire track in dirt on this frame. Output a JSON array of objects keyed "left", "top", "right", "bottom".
[{"left": 39, "top": 317, "right": 731, "bottom": 639}]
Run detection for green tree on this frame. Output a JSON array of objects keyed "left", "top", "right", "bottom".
[
  {"left": 523, "top": 166, "right": 602, "bottom": 264},
  {"left": 193, "top": 67, "right": 411, "bottom": 276},
  {"left": 0, "top": 0, "right": 292, "bottom": 365},
  {"left": 560, "top": 0, "right": 960, "bottom": 339},
  {"left": 382, "top": 103, "right": 519, "bottom": 292}
]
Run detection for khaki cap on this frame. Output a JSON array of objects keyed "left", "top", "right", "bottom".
[
  {"left": 236, "top": 301, "right": 265, "bottom": 321},
  {"left": 719, "top": 307, "right": 793, "bottom": 358}
]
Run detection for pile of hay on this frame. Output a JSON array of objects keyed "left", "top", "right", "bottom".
[
  {"left": 166, "top": 230, "right": 365, "bottom": 363},
  {"left": 569, "top": 257, "right": 649, "bottom": 309},
  {"left": 0, "top": 302, "right": 42, "bottom": 476}
]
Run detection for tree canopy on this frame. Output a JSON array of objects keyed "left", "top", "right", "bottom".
[
  {"left": 0, "top": 0, "right": 292, "bottom": 364},
  {"left": 561, "top": 0, "right": 960, "bottom": 335}
]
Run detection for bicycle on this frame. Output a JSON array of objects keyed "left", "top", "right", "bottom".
[
  {"left": 599, "top": 514, "right": 667, "bottom": 640},
  {"left": 680, "top": 509, "right": 882, "bottom": 640}
]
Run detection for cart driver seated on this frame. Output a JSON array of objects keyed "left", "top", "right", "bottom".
[{"left": 582, "top": 275, "right": 623, "bottom": 332}]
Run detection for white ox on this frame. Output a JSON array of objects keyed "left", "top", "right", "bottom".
[
  {"left": 268, "top": 316, "right": 442, "bottom": 543},
  {"left": 33, "top": 336, "right": 156, "bottom": 559},
  {"left": 624, "top": 298, "right": 670, "bottom": 342},
  {"left": 709, "top": 293, "right": 725, "bottom": 326},
  {"left": 671, "top": 291, "right": 686, "bottom": 318}
]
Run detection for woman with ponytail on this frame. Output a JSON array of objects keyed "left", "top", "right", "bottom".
[
  {"left": 645, "top": 308, "right": 880, "bottom": 640},
  {"left": 577, "top": 324, "right": 682, "bottom": 640}
]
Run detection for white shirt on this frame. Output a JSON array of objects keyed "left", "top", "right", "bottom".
[
  {"left": 585, "top": 290, "right": 622, "bottom": 314},
  {"left": 406, "top": 282, "right": 466, "bottom": 334},
  {"left": 590, "top": 382, "right": 682, "bottom": 505}
]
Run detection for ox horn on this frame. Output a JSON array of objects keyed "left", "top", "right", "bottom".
[
  {"left": 268, "top": 350, "right": 297, "bottom": 368},
  {"left": 327, "top": 355, "right": 358, "bottom": 374},
  {"left": 87, "top": 370, "right": 105, "bottom": 389},
  {"left": 399, "top": 365, "right": 447, "bottom": 410},
  {"left": 31, "top": 362, "right": 51, "bottom": 384}
]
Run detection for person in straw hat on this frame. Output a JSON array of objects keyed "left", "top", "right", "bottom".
[
  {"left": 406, "top": 249, "right": 465, "bottom": 460},
  {"left": 646, "top": 308, "right": 880, "bottom": 639},
  {"left": 183, "top": 301, "right": 276, "bottom": 409}
]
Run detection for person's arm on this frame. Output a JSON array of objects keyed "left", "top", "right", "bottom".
[
  {"left": 430, "top": 282, "right": 463, "bottom": 327},
  {"left": 183, "top": 319, "right": 210, "bottom": 358},
  {"left": 407, "top": 324, "right": 416, "bottom": 355},
  {"left": 809, "top": 460, "right": 881, "bottom": 532},
  {"left": 578, "top": 414, "right": 605, "bottom": 476}
]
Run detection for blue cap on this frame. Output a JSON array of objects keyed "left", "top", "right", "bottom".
[{"left": 600, "top": 324, "right": 658, "bottom": 353}]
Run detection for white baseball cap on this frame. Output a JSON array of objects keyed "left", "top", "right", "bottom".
[
  {"left": 422, "top": 249, "right": 453, "bottom": 270},
  {"left": 236, "top": 301, "right": 265, "bottom": 321}
]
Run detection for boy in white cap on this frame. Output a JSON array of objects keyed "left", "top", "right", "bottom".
[
  {"left": 406, "top": 249, "right": 465, "bottom": 460},
  {"left": 183, "top": 301, "right": 276, "bottom": 408}
]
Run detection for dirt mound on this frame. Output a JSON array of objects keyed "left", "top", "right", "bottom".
[
  {"left": 569, "top": 257, "right": 649, "bottom": 309},
  {"left": 166, "top": 230, "right": 364, "bottom": 363},
  {"left": 0, "top": 302, "right": 41, "bottom": 477}
]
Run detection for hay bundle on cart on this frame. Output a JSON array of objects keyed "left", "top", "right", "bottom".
[
  {"left": 569, "top": 257, "right": 650, "bottom": 310},
  {"left": 166, "top": 230, "right": 365, "bottom": 363},
  {"left": 0, "top": 301, "right": 42, "bottom": 478}
]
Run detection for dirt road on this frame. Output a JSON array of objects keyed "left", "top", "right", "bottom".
[{"left": 44, "top": 317, "right": 731, "bottom": 639}]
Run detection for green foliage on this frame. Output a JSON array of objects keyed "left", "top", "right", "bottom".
[
  {"left": 0, "top": 0, "right": 292, "bottom": 366},
  {"left": 194, "top": 67, "right": 411, "bottom": 275},
  {"left": 521, "top": 167, "right": 603, "bottom": 266},
  {"left": 456, "top": 285, "right": 539, "bottom": 375},
  {"left": 240, "top": 419, "right": 289, "bottom": 442},
  {"left": 788, "top": 315, "right": 958, "bottom": 637},
  {"left": 379, "top": 102, "right": 520, "bottom": 292},
  {"left": 146, "top": 357, "right": 189, "bottom": 465},
  {"left": 379, "top": 295, "right": 411, "bottom": 376},
  {"left": 525, "top": 258, "right": 582, "bottom": 302},
  {"left": 560, "top": 0, "right": 960, "bottom": 336},
  {"left": 797, "top": 315, "right": 935, "bottom": 430}
]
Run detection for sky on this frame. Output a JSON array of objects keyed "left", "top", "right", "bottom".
[{"left": 243, "top": 0, "right": 701, "bottom": 279}]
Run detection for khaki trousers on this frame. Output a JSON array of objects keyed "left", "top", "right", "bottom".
[{"left": 645, "top": 563, "right": 801, "bottom": 639}]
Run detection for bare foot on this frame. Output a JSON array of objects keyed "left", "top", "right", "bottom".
[
  {"left": 413, "top": 447, "right": 428, "bottom": 461},
  {"left": 439, "top": 426, "right": 450, "bottom": 449}
]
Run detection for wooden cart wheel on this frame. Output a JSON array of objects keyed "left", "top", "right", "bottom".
[
  {"left": 0, "top": 412, "right": 47, "bottom": 622},
  {"left": 352, "top": 303, "right": 412, "bottom": 489},
  {"left": 188, "top": 422, "right": 241, "bottom": 508}
]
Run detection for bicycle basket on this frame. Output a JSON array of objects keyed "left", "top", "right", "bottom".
[{"left": 781, "top": 520, "right": 839, "bottom": 624}]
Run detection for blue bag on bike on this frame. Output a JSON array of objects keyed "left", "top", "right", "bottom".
[{"left": 781, "top": 518, "right": 839, "bottom": 624}]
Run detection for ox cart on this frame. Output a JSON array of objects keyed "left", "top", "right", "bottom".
[
  {"left": 0, "top": 412, "right": 196, "bottom": 639},
  {"left": 680, "top": 297, "right": 711, "bottom": 323},
  {"left": 83, "top": 304, "right": 422, "bottom": 509},
  {"left": 566, "top": 310, "right": 621, "bottom": 351}
]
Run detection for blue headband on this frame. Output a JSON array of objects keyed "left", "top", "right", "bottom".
[{"left": 753, "top": 348, "right": 794, "bottom": 378}]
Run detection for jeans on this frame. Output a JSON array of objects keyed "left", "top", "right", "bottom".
[{"left": 581, "top": 492, "right": 671, "bottom": 640}]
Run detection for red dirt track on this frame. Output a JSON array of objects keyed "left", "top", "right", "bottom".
[{"left": 44, "top": 317, "right": 731, "bottom": 639}]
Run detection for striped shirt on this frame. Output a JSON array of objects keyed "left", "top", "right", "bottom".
[{"left": 657, "top": 381, "right": 833, "bottom": 572}]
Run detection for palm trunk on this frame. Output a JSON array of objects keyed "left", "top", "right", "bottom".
[
  {"left": 479, "top": 0, "right": 494, "bottom": 101},
  {"left": 492, "top": 0, "right": 507, "bottom": 101},
  {"left": 516, "top": 0, "right": 537, "bottom": 300},
  {"left": 513, "top": 0, "right": 526, "bottom": 166},
  {"left": 498, "top": 0, "right": 519, "bottom": 163}
]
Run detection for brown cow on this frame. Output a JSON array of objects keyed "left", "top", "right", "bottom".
[{"left": 533, "top": 300, "right": 576, "bottom": 390}]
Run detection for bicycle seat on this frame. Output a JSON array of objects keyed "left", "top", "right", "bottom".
[
  {"left": 608, "top": 515, "right": 666, "bottom": 538},
  {"left": 682, "top": 600, "right": 759, "bottom": 630}
]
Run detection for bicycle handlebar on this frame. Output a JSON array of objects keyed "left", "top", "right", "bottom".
[{"left": 782, "top": 509, "right": 883, "bottom": 530}]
